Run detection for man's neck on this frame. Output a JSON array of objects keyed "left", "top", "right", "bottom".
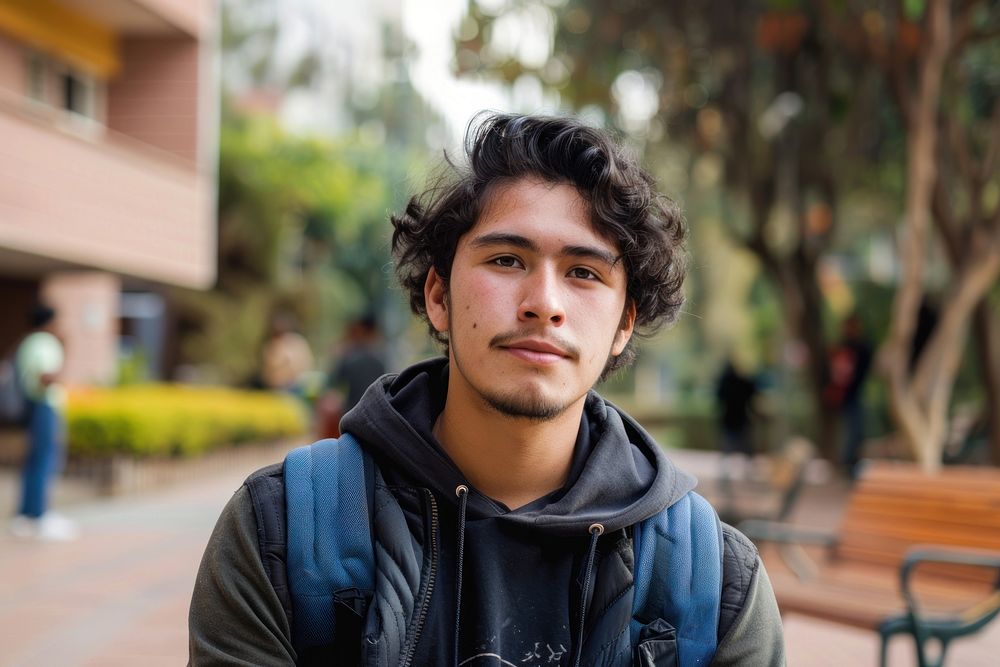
[{"left": 432, "top": 386, "right": 585, "bottom": 510}]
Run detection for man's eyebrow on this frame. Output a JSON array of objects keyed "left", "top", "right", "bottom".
[
  {"left": 562, "top": 245, "right": 620, "bottom": 267},
  {"left": 468, "top": 232, "right": 538, "bottom": 252},
  {"left": 469, "top": 232, "right": 621, "bottom": 267}
]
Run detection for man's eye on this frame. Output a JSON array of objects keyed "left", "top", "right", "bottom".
[
  {"left": 493, "top": 256, "right": 520, "bottom": 268},
  {"left": 569, "top": 267, "right": 597, "bottom": 280}
]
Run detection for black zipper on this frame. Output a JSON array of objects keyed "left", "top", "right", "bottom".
[{"left": 398, "top": 488, "right": 439, "bottom": 667}]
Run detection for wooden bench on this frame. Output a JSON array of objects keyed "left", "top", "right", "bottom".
[{"left": 740, "top": 460, "right": 1000, "bottom": 667}]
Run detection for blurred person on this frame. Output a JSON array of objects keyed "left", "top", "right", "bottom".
[
  {"left": 9, "top": 304, "right": 77, "bottom": 541},
  {"left": 824, "top": 313, "right": 873, "bottom": 479},
  {"left": 315, "top": 314, "right": 387, "bottom": 439},
  {"left": 261, "top": 314, "right": 314, "bottom": 395},
  {"left": 326, "top": 313, "right": 387, "bottom": 412},
  {"left": 190, "top": 113, "right": 784, "bottom": 665},
  {"left": 715, "top": 357, "right": 758, "bottom": 482}
]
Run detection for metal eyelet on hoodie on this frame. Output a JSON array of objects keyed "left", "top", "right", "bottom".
[
  {"left": 573, "top": 523, "right": 605, "bottom": 667},
  {"left": 453, "top": 485, "right": 470, "bottom": 666}
]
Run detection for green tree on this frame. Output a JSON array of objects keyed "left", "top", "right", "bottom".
[
  {"left": 172, "top": 111, "right": 408, "bottom": 383},
  {"left": 457, "top": 0, "right": 1000, "bottom": 467},
  {"left": 457, "top": 0, "right": 887, "bottom": 458},
  {"left": 830, "top": 0, "right": 1000, "bottom": 468},
  {"left": 169, "top": 0, "right": 446, "bottom": 383}
]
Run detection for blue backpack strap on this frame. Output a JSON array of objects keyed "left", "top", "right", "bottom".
[
  {"left": 284, "top": 433, "right": 375, "bottom": 652},
  {"left": 631, "top": 491, "right": 723, "bottom": 666}
]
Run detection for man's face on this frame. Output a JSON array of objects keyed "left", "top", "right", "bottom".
[{"left": 424, "top": 177, "right": 635, "bottom": 420}]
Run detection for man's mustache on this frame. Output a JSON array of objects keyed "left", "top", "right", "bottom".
[{"left": 488, "top": 330, "right": 580, "bottom": 360}]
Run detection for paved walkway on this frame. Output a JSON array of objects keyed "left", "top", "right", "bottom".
[{"left": 1, "top": 449, "right": 997, "bottom": 666}]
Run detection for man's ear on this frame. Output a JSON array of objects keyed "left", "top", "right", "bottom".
[
  {"left": 424, "top": 267, "right": 449, "bottom": 334},
  {"left": 611, "top": 300, "right": 636, "bottom": 356}
]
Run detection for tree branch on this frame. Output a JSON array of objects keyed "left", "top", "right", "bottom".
[
  {"left": 982, "top": 104, "right": 1000, "bottom": 183},
  {"left": 954, "top": 23, "right": 1000, "bottom": 51},
  {"left": 951, "top": 0, "right": 979, "bottom": 53},
  {"left": 881, "top": 0, "right": 952, "bottom": 470},
  {"left": 932, "top": 177, "right": 963, "bottom": 264},
  {"left": 914, "top": 239, "right": 1000, "bottom": 409},
  {"left": 947, "top": 109, "right": 981, "bottom": 208}
]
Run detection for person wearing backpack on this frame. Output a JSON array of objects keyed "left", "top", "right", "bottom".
[
  {"left": 8, "top": 304, "right": 77, "bottom": 541},
  {"left": 189, "top": 113, "right": 785, "bottom": 666}
]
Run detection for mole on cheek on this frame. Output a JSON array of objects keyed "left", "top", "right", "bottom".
[{"left": 473, "top": 322, "right": 477, "bottom": 329}]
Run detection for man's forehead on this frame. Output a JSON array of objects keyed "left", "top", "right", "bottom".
[{"left": 470, "top": 178, "right": 623, "bottom": 257}]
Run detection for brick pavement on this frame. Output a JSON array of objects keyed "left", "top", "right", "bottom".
[{"left": 1, "top": 449, "right": 998, "bottom": 666}]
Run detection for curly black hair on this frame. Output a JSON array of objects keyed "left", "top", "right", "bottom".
[{"left": 391, "top": 112, "right": 686, "bottom": 375}]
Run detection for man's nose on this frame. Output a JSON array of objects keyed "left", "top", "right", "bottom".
[{"left": 517, "top": 268, "right": 565, "bottom": 325}]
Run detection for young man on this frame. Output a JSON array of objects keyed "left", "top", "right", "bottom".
[{"left": 189, "top": 113, "right": 784, "bottom": 665}]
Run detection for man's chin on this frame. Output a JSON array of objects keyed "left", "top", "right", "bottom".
[{"left": 480, "top": 387, "right": 571, "bottom": 422}]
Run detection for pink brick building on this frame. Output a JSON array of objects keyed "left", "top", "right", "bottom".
[{"left": 0, "top": 0, "right": 217, "bottom": 385}]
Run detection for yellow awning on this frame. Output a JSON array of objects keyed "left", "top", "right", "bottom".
[{"left": 0, "top": 0, "right": 119, "bottom": 78}]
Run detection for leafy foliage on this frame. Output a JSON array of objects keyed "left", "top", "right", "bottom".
[
  {"left": 171, "top": 110, "right": 408, "bottom": 384},
  {"left": 67, "top": 385, "right": 307, "bottom": 457},
  {"left": 459, "top": 0, "right": 1000, "bottom": 463},
  {"left": 168, "top": 0, "right": 446, "bottom": 385}
]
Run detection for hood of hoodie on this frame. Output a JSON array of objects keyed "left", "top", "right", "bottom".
[{"left": 340, "top": 357, "right": 696, "bottom": 536}]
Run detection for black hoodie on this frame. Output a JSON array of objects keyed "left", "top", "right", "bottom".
[
  {"left": 188, "top": 358, "right": 785, "bottom": 666},
  {"left": 342, "top": 358, "right": 690, "bottom": 665},
  {"left": 344, "top": 357, "right": 696, "bottom": 533}
]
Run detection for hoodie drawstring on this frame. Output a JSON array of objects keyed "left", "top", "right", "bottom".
[
  {"left": 573, "top": 523, "right": 604, "bottom": 667},
  {"left": 453, "top": 485, "right": 469, "bottom": 666}
]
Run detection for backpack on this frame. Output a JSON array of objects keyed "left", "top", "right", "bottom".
[
  {"left": 277, "top": 436, "right": 724, "bottom": 666},
  {"left": 0, "top": 357, "right": 27, "bottom": 425}
]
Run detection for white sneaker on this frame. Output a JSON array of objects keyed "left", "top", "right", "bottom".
[{"left": 36, "top": 513, "right": 79, "bottom": 541}]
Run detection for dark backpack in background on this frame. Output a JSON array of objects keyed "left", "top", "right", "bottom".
[{"left": 0, "top": 357, "right": 27, "bottom": 426}]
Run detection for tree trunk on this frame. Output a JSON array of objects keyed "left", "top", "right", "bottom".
[
  {"left": 909, "top": 241, "right": 1000, "bottom": 468},
  {"left": 880, "top": 0, "right": 951, "bottom": 473}
]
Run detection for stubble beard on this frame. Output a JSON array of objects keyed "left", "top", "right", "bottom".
[{"left": 446, "top": 312, "right": 616, "bottom": 423}]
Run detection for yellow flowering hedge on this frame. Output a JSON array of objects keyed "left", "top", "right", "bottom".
[{"left": 66, "top": 385, "right": 308, "bottom": 457}]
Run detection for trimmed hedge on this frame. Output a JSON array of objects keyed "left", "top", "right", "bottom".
[{"left": 66, "top": 385, "right": 308, "bottom": 457}]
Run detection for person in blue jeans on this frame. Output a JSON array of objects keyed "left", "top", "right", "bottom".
[{"left": 9, "top": 304, "right": 77, "bottom": 541}]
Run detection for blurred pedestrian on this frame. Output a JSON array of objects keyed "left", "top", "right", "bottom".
[
  {"left": 260, "top": 314, "right": 313, "bottom": 395},
  {"left": 327, "top": 313, "right": 386, "bottom": 412},
  {"left": 315, "top": 314, "right": 387, "bottom": 439},
  {"left": 715, "top": 357, "right": 758, "bottom": 481},
  {"left": 9, "top": 304, "right": 77, "bottom": 541},
  {"left": 824, "top": 313, "right": 872, "bottom": 478}
]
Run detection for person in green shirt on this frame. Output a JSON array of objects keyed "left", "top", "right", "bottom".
[{"left": 9, "top": 304, "right": 76, "bottom": 541}]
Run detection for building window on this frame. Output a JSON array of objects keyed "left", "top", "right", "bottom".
[
  {"left": 61, "top": 69, "right": 96, "bottom": 119},
  {"left": 21, "top": 52, "right": 104, "bottom": 128}
]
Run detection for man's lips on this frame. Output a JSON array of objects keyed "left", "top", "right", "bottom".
[{"left": 498, "top": 339, "right": 572, "bottom": 363}]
